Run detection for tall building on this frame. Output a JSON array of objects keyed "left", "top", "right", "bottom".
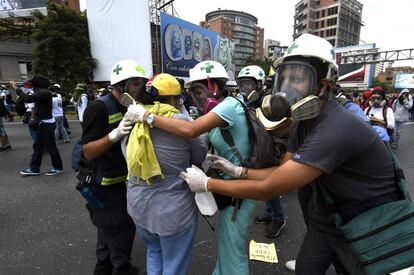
[
  {"left": 293, "top": 0, "right": 363, "bottom": 47},
  {"left": 200, "top": 9, "right": 264, "bottom": 73},
  {"left": 264, "top": 39, "right": 288, "bottom": 61}
]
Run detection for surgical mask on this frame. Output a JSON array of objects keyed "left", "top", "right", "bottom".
[
  {"left": 237, "top": 78, "right": 260, "bottom": 104},
  {"left": 189, "top": 83, "right": 219, "bottom": 115},
  {"left": 261, "top": 61, "right": 320, "bottom": 121}
]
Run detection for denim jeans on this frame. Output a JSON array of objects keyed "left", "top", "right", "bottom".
[
  {"left": 30, "top": 122, "right": 63, "bottom": 171},
  {"left": 265, "top": 196, "right": 285, "bottom": 223},
  {"left": 54, "top": 116, "right": 69, "bottom": 140},
  {"left": 296, "top": 224, "right": 364, "bottom": 275},
  {"left": 137, "top": 217, "right": 198, "bottom": 275},
  {"left": 392, "top": 121, "right": 405, "bottom": 144}
]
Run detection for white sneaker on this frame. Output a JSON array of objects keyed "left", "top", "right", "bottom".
[{"left": 285, "top": 260, "right": 296, "bottom": 272}]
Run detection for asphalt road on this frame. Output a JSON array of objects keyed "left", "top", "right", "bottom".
[{"left": 1, "top": 120, "right": 413, "bottom": 275}]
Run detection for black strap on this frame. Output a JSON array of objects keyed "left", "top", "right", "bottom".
[{"left": 219, "top": 128, "right": 245, "bottom": 166}]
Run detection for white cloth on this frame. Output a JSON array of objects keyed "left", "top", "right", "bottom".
[
  {"left": 52, "top": 94, "right": 64, "bottom": 117},
  {"left": 76, "top": 94, "right": 88, "bottom": 122},
  {"left": 365, "top": 106, "right": 395, "bottom": 130}
]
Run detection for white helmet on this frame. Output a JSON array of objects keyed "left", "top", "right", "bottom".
[
  {"left": 273, "top": 33, "right": 338, "bottom": 79},
  {"left": 185, "top": 60, "right": 229, "bottom": 88},
  {"left": 110, "top": 60, "right": 149, "bottom": 85},
  {"left": 237, "top": 65, "right": 265, "bottom": 84}
]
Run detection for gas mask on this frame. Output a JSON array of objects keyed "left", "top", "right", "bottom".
[
  {"left": 236, "top": 78, "right": 260, "bottom": 104},
  {"left": 370, "top": 95, "right": 386, "bottom": 108},
  {"left": 261, "top": 61, "right": 320, "bottom": 121},
  {"left": 189, "top": 82, "right": 219, "bottom": 115},
  {"left": 124, "top": 77, "right": 147, "bottom": 99}
]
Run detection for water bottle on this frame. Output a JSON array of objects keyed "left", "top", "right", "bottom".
[
  {"left": 195, "top": 192, "right": 218, "bottom": 216},
  {"left": 76, "top": 182, "right": 107, "bottom": 209}
]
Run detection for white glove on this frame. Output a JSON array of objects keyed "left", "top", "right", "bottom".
[
  {"left": 108, "top": 118, "right": 134, "bottom": 143},
  {"left": 206, "top": 154, "right": 243, "bottom": 178},
  {"left": 179, "top": 165, "right": 210, "bottom": 192},
  {"left": 124, "top": 104, "right": 147, "bottom": 123}
]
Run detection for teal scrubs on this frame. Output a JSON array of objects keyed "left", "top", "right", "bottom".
[{"left": 209, "top": 95, "right": 257, "bottom": 275}]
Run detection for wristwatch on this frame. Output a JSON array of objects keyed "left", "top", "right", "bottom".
[{"left": 146, "top": 113, "right": 155, "bottom": 128}]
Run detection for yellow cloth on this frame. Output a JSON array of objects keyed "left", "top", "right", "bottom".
[{"left": 126, "top": 102, "right": 179, "bottom": 183}]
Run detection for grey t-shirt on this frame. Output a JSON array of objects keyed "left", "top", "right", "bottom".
[
  {"left": 123, "top": 113, "right": 207, "bottom": 236},
  {"left": 288, "top": 101, "right": 399, "bottom": 231}
]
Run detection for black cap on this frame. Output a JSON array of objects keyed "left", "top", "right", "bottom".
[{"left": 29, "top": 74, "right": 50, "bottom": 89}]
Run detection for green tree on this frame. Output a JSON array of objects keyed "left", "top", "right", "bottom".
[
  {"left": 32, "top": 2, "right": 96, "bottom": 94},
  {"left": 371, "top": 78, "right": 389, "bottom": 92},
  {"left": 244, "top": 56, "right": 273, "bottom": 76}
]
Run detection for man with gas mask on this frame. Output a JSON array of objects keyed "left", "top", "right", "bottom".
[
  {"left": 391, "top": 88, "right": 412, "bottom": 148},
  {"left": 81, "top": 60, "right": 148, "bottom": 275},
  {"left": 180, "top": 34, "right": 402, "bottom": 275},
  {"left": 364, "top": 86, "right": 395, "bottom": 141},
  {"left": 236, "top": 65, "right": 288, "bottom": 237},
  {"left": 236, "top": 65, "right": 265, "bottom": 108}
]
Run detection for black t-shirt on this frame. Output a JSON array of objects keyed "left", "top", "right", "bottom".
[
  {"left": 81, "top": 93, "right": 127, "bottom": 144},
  {"left": 287, "top": 101, "right": 399, "bottom": 232}
]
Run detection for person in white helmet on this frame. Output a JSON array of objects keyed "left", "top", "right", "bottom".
[
  {"left": 125, "top": 60, "right": 257, "bottom": 275},
  {"left": 236, "top": 65, "right": 265, "bottom": 108},
  {"left": 81, "top": 60, "right": 148, "bottom": 275},
  {"left": 179, "top": 34, "right": 405, "bottom": 275},
  {"left": 237, "top": 65, "right": 288, "bottom": 237}
]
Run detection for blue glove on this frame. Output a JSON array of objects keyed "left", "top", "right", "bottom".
[{"left": 372, "top": 125, "right": 390, "bottom": 142}]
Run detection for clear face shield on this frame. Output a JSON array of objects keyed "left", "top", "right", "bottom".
[
  {"left": 189, "top": 83, "right": 218, "bottom": 115},
  {"left": 261, "top": 61, "right": 320, "bottom": 121},
  {"left": 236, "top": 78, "right": 260, "bottom": 104}
]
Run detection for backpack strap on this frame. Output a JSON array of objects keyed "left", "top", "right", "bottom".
[
  {"left": 219, "top": 128, "right": 245, "bottom": 165},
  {"left": 382, "top": 105, "right": 388, "bottom": 126}
]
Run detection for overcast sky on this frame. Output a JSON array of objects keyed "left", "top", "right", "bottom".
[{"left": 80, "top": 0, "right": 414, "bottom": 66}]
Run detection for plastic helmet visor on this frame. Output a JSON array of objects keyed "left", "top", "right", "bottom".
[{"left": 272, "top": 61, "right": 318, "bottom": 106}]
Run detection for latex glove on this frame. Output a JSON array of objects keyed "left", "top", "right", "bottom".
[
  {"left": 372, "top": 125, "right": 390, "bottom": 143},
  {"left": 108, "top": 118, "right": 134, "bottom": 143},
  {"left": 180, "top": 165, "right": 210, "bottom": 192},
  {"left": 124, "top": 104, "right": 147, "bottom": 123},
  {"left": 206, "top": 154, "right": 243, "bottom": 178}
]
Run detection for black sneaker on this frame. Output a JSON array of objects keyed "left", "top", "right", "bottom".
[
  {"left": 265, "top": 220, "right": 286, "bottom": 238},
  {"left": 20, "top": 168, "right": 41, "bottom": 176},
  {"left": 254, "top": 214, "right": 272, "bottom": 224}
]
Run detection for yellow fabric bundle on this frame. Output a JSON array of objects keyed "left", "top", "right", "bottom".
[{"left": 126, "top": 102, "right": 179, "bottom": 183}]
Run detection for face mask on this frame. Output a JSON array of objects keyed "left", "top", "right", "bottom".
[
  {"left": 261, "top": 61, "right": 319, "bottom": 121},
  {"left": 190, "top": 83, "right": 219, "bottom": 115},
  {"left": 237, "top": 78, "right": 260, "bottom": 104},
  {"left": 370, "top": 96, "right": 385, "bottom": 108}
]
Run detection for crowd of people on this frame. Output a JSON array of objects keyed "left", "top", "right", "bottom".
[{"left": 1, "top": 33, "right": 414, "bottom": 275}]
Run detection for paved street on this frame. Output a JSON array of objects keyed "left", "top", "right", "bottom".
[{"left": 1, "top": 120, "right": 413, "bottom": 275}]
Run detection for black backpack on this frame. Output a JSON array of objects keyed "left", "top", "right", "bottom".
[
  {"left": 220, "top": 97, "right": 277, "bottom": 169},
  {"left": 209, "top": 97, "right": 277, "bottom": 220},
  {"left": 0, "top": 100, "right": 8, "bottom": 117}
]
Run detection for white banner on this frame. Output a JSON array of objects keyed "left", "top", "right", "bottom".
[{"left": 86, "top": 0, "right": 153, "bottom": 81}]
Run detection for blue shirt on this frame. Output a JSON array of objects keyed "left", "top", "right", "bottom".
[{"left": 209, "top": 95, "right": 250, "bottom": 179}]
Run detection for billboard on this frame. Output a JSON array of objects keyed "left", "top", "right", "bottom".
[
  {"left": 395, "top": 74, "right": 414, "bottom": 89},
  {"left": 335, "top": 44, "right": 377, "bottom": 90},
  {"left": 160, "top": 12, "right": 235, "bottom": 80},
  {"left": 0, "top": 0, "right": 47, "bottom": 18},
  {"left": 86, "top": 0, "right": 153, "bottom": 82}
]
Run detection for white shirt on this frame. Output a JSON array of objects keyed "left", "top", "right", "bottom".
[
  {"left": 365, "top": 106, "right": 395, "bottom": 130},
  {"left": 52, "top": 94, "right": 64, "bottom": 117},
  {"left": 76, "top": 94, "right": 88, "bottom": 122}
]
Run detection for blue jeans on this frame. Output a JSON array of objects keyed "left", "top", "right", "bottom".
[
  {"left": 265, "top": 196, "right": 285, "bottom": 223},
  {"left": 137, "top": 218, "right": 198, "bottom": 275},
  {"left": 54, "top": 116, "right": 69, "bottom": 140},
  {"left": 392, "top": 121, "right": 405, "bottom": 144}
]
